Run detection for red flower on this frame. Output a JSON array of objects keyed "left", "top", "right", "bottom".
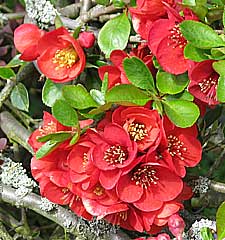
[
  {"left": 162, "top": 116, "right": 202, "bottom": 177},
  {"left": 14, "top": 23, "right": 45, "bottom": 61},
  {"left": 88, "top": 123, "right": 138, "bottom": 190},
  {"left": 37, "top": 27, "right": 86, "bottom": 83},
  {"left": 116, "top": 161, "right": 183, "bottom": 211},
  {"left": 129, "top": 0, "right": 178, "bottom": 40},
  {"left": 78, "top": 31, "right": 95, "bottom": 48},
  {"left": 14, "top": 25, "right": 86, "bottom": 83},
  {"left": 112, "top": 106, "right": 163, "bottom": 151},
  {"left": 28, "top": 111, "right": 71, "bottom": 152},
  {"left": 188, "top": 60, "right": 219, "bottom": 105},
  {"left": 148, "top": 7, "right": 197, "bottom": 74},
  {"left": 98, "top": 50, "right": 129, "bottom": 89},
  {"left": 168, "top": 214, "right": 185, "bottom": 239}
]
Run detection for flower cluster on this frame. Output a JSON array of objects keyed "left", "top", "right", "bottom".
[
  {"left": 29, "top": 106, "right": 202, "bottom": 233},
  {"left": 128, "top": 0, "right": 221, "bottom": 107},
  {"left": 14, "top": 24, "right": 95, "bottom": 83}
]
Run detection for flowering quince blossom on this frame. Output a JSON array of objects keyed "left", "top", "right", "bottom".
[
  {"left": 14, "top": 24, "right": 88, "bottom": 82},
  {"left": 28, "top": 111, "right": 72, "bottom": 152},
  {"left": 14, "top": 23, "right": 45, "bottom": 61},
  {"left": 148, "top": 6, "right": 198, "bottom": 74},
  {"left": 112, "top": 106, "right": 163, "bottom": 151},
  {"left": 188, "top": 60, "right": 219, "bottom": 105},
  {"left": 129, "top": 0, "right": 179, "bottom": 40}
]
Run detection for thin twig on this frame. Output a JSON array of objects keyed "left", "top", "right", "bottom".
[
  {"left": 0, "top": 111, "right": 33, "bottom": 153},
  {"left": 210, "top": 180, "right": 225, "bottom": 194},
  {"left": 0, "top": 184, "right": 131, "bottom": 240},
  {"left": 0, "top": 79, "right": 16, "bottom": 109}
]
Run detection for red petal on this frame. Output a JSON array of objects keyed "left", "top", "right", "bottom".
[
  {"left": 133, "top": 190, "right": 163, "bottom": 211},
  {"left": 156, "top": 36, "right": 188, "bottom": 74},
  {"left": 117, "top": 174, "right": 143, "bottom": 202},
  {"left": 99, "top": 169, "right": 121, "bottom": 189}
]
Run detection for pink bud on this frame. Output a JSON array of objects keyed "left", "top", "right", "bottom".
[
  {"left": 168, "top": 214, "right": 185, "bottom": 239},
  {"left": 78, "top": 31, "right": 95, "bottom": 48},
  {"left": 157, "top": 233, "right": 171, "bottom": 240}
]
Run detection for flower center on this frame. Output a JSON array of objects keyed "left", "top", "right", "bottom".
[
  {"left": 52, "top": 46, "right": 78, "bottom": 70},
  {"left": 169, "top": 25, "right": 187, "bottom": 49},
  {"left": 132, "top": 165, "right": 159, "bottom": 189},
  {"left": 127, "top": 122, "right": 148, "bottom": 141},
  {"left": 93, "top": 185, "right": 104, "bottom": 196},
  {"left": 38, "top": 121, "right": 57, "bottom": 137},
  {"left": 83, "top": 153, "right": 88, "bottom": 168},
  {"left": 103, "top": 145, "right": 127, "bottom": 165},
  {"left": 167, "top": 135, "right": 187, "bottom": 160},
  {"left": 198, "top": 73, "right": 218, "bottom": 103}
]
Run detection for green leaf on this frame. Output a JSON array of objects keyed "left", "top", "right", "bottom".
[
  {"left": 200, "top": 227, "right": 214, "bottom": 240},
  {"left": 42, "top": 79, "right": 63, "bottom": 107},
  {"left": 112, "top": 0, "right": 125, "bottom": 7},
  {"left": 211, "top": 47, "right": 225, "bottom": 60},
  {"left": 96, "top": 0, "right": 110, "bottom": 5},
  {"left": 7, "top": 54, "right": 26, "bottom": 68},
  {"left": 123, "top": 57, "right": 156, "bottom": 93},
  {"left": 52, "top": 99, "right": 78, "bottom": 127},
  {"left": 156, "top": 71, "right": 189, "bottom": 94},
  {"left": 101, "top": 73, "right": 109, "bottom": 94},
  {"left": 163, "top": 99, "right": 200, "bottom": 127},
  {"left": 0, "top": 67, "right": 16, "bottom": 79},
  {"left": 223, "top": 6, "right": 225, "bottom": 28},
  {"left": 55, "top": 15, "right": 63, "bottom": 29},
  {"left": 37, "top": 132, "right": 72, "bottom": 143},
  {"left": 216, "top": 201, "right": 225, "bottom": 240},
  {"left": 183, "top": 0, "right": 196, "bottom": 6},
  {"left": 180, "top": 20, "right": 225, "bottom": 49},
  {"left": 88, "top": 103, "right": 112, "bottom": 115},
  {"left": 98, "top": 13, "right": 130, "bottom": 57},
  {"left": 213, "top": 60, "right": 225, "bottom": 75},
  {"left": 70, "top": 131, "right": 80, "bottom": 145},
  {"left": 10, "top": 83, "right": 29, "bottom": 112},
  {"left": 36, "top": 140, "right": 60, "bottom": 159},
  {"left": 166, "top": 91, "right": 194, "bottom": 101},
  {"left": 106, "top": 84, "right": 150, "bottom": 106},
  {"left": 73, "top": 26, "right": 81, "bottom": 39},
  {"left": 90, "top": 89, "right": 105, "bottom": 105},
  {"left": 63, "top": 84, "right": 99, "bottom": 109},
  {"left": 217, "top": 76, "right": 225, "bottom": 102},
  {"left": 184, "top": 43, "right": 210, "bottom": 62}
]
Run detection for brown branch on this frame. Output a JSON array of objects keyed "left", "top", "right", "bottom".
[
  {"left": 0, "top": 184, "right": 131, "bottom": 240},
  {"left": 0, "top": 111, "right": 33, "bottom": 153}
]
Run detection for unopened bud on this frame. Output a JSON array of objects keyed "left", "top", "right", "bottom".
[
  {"left": 78, "top": 31, "right": 95, "bottom": 48},
  {"left": 168, "top": 214, "right": 185, "bottom": 239}
]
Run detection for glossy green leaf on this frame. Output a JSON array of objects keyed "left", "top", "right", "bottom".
[
  {"left": 216, "top": 201, "right": 225, "bottom": 240},
  {"left": 101, "top": 73, "right": 108, "bottom": 94},
  {"left": 96, "top": 0, "right": 110, "bottom": 5},
  {"left": 88, "top": 103, "right": 112, "bottom": 115},
  {"left": 90, "top": 89, "right": 105, "bottom": 105},
  {"left": 0, "top": 67, "right": 16, "bottom": 79},
  {"left": 166, "top": 91, "right": 194, "bottom": 101},
  {"left": 69, "top": 131, "right": 80, "bottom": 145},
  {"left": 36, "top": 140, "right": 60, "bottom": 159},
  {"left": 112, "top": 0, "right": 125, "bottom": 7},
  {"left": 183, "top": 0, "right": 196, "bottom": 5},
  {"left": 217, "top": 76, "right": 225, "bottom": 102},
  {"left": 42, "top": 79, "right": 63, "bottom": 107},
  {"left": 156, "top": 71, "right": 189, "bottom": 94},
  {"left": 184, "top": 43, "right": 210, "bottom": 62},
  {"left": 10, "top": 83, "right": 29, "bottom": 112},
  {"left": 180, "top": 20, "right": 225, "bottom": 49},
  {"left": 123, "top": 57, "right": 156, "bottom": 93},
  {"left": 52, "top": 99, "right": 78, "bottom": 127},
  {"left": 63, "top": 84, "right": 99, "bottom": 109},
  {"left": 98, "top": 13, "right": 130, "bottom": 57},
  {"left": 37, "top": 132, "right": 72, "bottom": 143},
  {"left": 106, "top": 84, "right": 150, "bottom": 106},
  {"left": 73, "top": 26, "right": 81, "bottom": 39},
  {"left": 7, "top": 54, "right": 26, "bottom": 68},
  {"left": 163, "top": 99, "right": 200, "bottom": 127},
  {"left": 213, "top": 60, "right": 225, "bottom": 75},
  {"left": 54, "top": 14, "right": 63, "bottom": 28}
]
